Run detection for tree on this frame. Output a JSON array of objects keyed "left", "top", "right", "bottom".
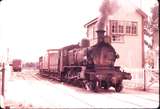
[
  {"left": 144, "top": 3, "right": 159, "bottom": 69},
  {"left": 150, "top": 3, "right": 159, "bottom": 69},
  {"left": 149, "top": 3, "right": 159, "bottom": 49}
]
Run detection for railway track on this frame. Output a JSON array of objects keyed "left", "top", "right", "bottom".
[
  {"left": 34, "top": 73, "right": 95, "bottom": 107},
  {"left": 31, "top": 73, "right": 96, "bottom": 107},
  {"left": 6, "top": 69, "right": 158, "bottom": 108},
  {"left": 15, "top": 70, "right": 94, "bottom": 107},
  {"left": 36, "top": 72, "right": 159, "bottom": 108}
]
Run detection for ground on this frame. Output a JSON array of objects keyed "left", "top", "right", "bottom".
[{"left": 0, "top": 68, "right": 159, "bottom": 108}]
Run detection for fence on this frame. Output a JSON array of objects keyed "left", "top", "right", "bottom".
[{"left": 123, "top": 67, "right": 159, "bottom": 91}]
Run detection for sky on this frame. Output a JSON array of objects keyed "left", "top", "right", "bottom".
[{"left": 0, "top": 0, "right": 158, "bottom": 62}]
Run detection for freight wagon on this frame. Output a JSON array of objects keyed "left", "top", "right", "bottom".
[{"left": 12, "top": 59, "right": 22, "bottom": 72}]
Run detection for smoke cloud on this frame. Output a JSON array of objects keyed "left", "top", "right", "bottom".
[{"left": 96, "top": 0, "right": 119, "bottom": 30}]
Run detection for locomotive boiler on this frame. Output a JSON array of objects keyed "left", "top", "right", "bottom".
[{"left": 39, "top": 30, "right": 132, "bottom": 92}]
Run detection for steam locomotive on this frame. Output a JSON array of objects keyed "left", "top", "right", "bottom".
[{"left": 39, "top": 30, "right": 132, "bottom": 92}]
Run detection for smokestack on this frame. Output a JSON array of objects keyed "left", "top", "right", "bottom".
[
  {"left": 96, "top": 30, "right": 105, "bottom": 44},
  {"left": 96, "top": 0, "right": 119, "bottom": 43}
]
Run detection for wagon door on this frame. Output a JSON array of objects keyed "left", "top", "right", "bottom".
[{"left": 48, "top": 49, "right": 60, "bottom": 73}]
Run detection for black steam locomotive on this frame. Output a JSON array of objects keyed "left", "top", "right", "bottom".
[{"left": 39, "top": 30, "right": 132, "bottom": 92}]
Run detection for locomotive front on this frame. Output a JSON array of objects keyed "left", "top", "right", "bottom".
[{"left": 83, "top": 30, "right": 132, "bottom": 92}]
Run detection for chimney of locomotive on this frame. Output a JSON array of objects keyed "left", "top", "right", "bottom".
[
  {"left": 96, "top": 30, "right": 105, "bottom": 43},
  {"left": 96, "top": 0, "right": 119, "bottom": 44}
]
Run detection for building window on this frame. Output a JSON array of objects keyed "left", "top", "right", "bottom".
[
  {"left": 111, "top": 20, "right": 118, "bottom": 33},
  {"left": 110, "top": 20, "right": 125, "bottom": 35},
  {"left": 110, "top": 20, "right": 125, "bottom": 42},
  {"left": 111, "top": 34, "right": 124, "bottom": 43},
  {"left": 119, "top": 25, "right": 124, "bottom": 33},
  {"left": 125, "top": 22, "right": 137, "bottom": 35},
  {"left": 126, "top": 25, "right": 131, "bottom": 34},
  {"left": 110, "top": 20, "right": 137, "bottom": 42},
  {"left": 131, "top": 22, "right": 137, "bottom": 35}
]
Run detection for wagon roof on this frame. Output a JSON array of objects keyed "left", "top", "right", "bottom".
[{"left": 61, "top": 44, "right": 80, "bottom": 50}]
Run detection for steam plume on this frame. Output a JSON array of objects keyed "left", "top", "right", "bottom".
[{"left": 96, "top": 0, "right": 119, "bottom": 30}]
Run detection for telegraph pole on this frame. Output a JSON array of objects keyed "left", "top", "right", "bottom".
[
  {"left": 7, "top": 48, "right": 9, "bottom": 64},
  {"left": 0, "top": 63, "right": 5, "bottom": 108},
  {"left": 1, "top": 63, "right": 5, "bottom": 96},
  {"left": 0, "top": 1, "right": 5, "bottom": 108}
]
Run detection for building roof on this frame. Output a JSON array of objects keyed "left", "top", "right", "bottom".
[
  {"left": 84, "top": 17, "right": 98, "bottom": 28},
  {"left": 136, "top": 8, "right": 148, "bottom": 18},
  {"left": 84, "top": 8, "right": 147, "bottom": 28}
]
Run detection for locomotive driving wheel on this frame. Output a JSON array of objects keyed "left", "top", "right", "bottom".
[
  {"left": 115, "top": 83, "right": 123, "bottom": 92},
  {"left": 84, "top": 80, "right": 96, "bottom": 92}
]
